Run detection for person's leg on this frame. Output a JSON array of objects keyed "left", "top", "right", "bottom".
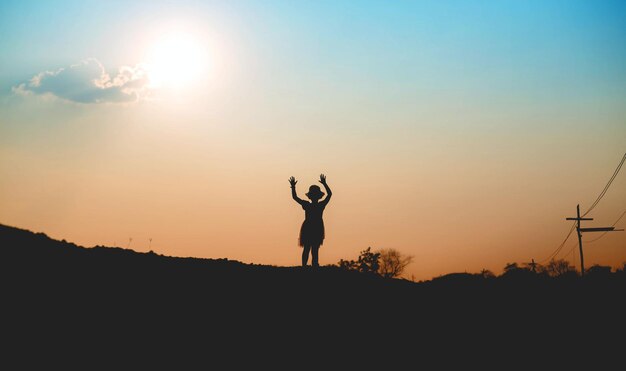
[
  {"left": 302, "top": 245, "right": 311, "bottom": 266},
  {"left": 311, "top": 244, "right": 320, "bottom": 267}
]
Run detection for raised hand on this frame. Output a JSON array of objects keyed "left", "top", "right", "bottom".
[
  {"left": 319, "top": 173, "right": 327, "bottom": 185},
  {"left": 289, "top": 176, "right": 298, "bottom": 187}
]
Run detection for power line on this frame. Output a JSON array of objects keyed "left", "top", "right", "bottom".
[
  {"left": 540, "top": 152, "right": 625, "bottom": 263},
  {"left": 561, "top": 240, "right": 580, "bottom": 262},
  {"left": 540, "top": 222, "right": 577, "bottom": 264},
  {"left": 584, "top": 210, "right": 626, "bottom": 244},
  {"left": 581, "top": 152, "right": 626, "bottom": 217}
]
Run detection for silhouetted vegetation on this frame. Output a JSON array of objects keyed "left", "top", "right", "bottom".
[
  {"left": 499, "top": 259, "right": 581, "bottom": 280},
  {"left": 378, "top": 248, "right": 413, "bottom": 278},
  {"left": 480, "top": 269, "right": 496, "bottom": 279},
  {"left": 586, "top": 264, "right": 612, "bottom": 279},
  {"left": 338, "top": 247, "right": 380, "bottom": 274},
  {"left": 541, "top": 259, "right": 577, "bottom": 278},
  {"left": 503, "top": 262, "right": 520, "bottom": 273},
  {"left": 337, "top": 247, "right": 413, "bottom": 278}
]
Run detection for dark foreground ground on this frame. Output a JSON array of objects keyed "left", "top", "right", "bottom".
[{"left": 1, "top": 223, "right": 624, "bottom": 365}]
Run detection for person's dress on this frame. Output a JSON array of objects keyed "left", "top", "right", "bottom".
[{"left": 298, "top": 201, "right": 326, "bottom": 247}]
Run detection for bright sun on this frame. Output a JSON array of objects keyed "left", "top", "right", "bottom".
[{"left": 145, "top": 32, "right": 209, "bottom": 89}]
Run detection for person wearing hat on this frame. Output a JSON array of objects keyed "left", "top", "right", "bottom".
[{"left": 289, "top": 173, "right": 332, "bottom": 267}]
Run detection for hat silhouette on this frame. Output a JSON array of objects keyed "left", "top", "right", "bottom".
[{"left": 306, "top": 185, "right": 325, "bottom": 199}]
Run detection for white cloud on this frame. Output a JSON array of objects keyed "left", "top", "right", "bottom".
[{"left": 13, "top": 58, "right": 152, "bottom": 104}]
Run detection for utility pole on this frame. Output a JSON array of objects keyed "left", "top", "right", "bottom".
[
  {"left": 528, "top": 259, "right": 537, "bottom": 273},
  {"left": 566, "top": 205, "right": 591, "bottom": 276},
  {"left": 566, "top": 204, "right": 623, "bottom": 277}
]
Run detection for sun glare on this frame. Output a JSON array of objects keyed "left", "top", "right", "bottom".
[{"left": 145, "top": 32, "right": 209, "bottom": 89}]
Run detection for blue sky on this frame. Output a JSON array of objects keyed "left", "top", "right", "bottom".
[{"left": 2, "top": 0, "right": 626, "bottom": 92}]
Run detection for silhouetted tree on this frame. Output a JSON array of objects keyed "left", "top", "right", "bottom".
[
  {"left": 338, "top": 247, "right": 380, "bottom": 275},
  {"left": 480, "top": 269, "right": 495, "bottom": 279},
  {"left": 501, "top": 261, "right": 538, "bottom": 280},
  {"left": 522, "top": 261, "right": 542, "bottom": 273},
  {"left": 587, "top": 264, "right": 611, "bottom": 278},
  {"left": 615, "top": 262, "right": 626, "bottom": 279},
  {"left": 541, "top": 259, "right": 576, "bottom": 278},
  {"left": 378, "top": 248, "right": 413, "bottom": 278},
  {"left": 503, "top": 262, "right": 520, "bottom": 273}
]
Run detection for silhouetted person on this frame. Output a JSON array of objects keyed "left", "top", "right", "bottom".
[{"left": 289, "top": 174, "right": 332, "bottom": 267}]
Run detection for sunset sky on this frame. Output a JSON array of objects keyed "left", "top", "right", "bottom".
[{"left": 1, "top": 0, "right": 625, "bottom": 280}]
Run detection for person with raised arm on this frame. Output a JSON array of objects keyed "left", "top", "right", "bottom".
[{"left": 289, "top": 174, "right": 332, "bottom": 267}]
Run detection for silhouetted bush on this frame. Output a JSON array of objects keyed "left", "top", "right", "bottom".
[
  {"left": 338, "top": 247, "right": 380, "bottom": 275},
  {"left": 480, "top": 269, "right": 495, "bottom": 279},
  {"left": 587, "top": 264, "right": 612, "bottom": 278},
  {"left": 503, "top": 262, "right": 520, "bottom": 273}
]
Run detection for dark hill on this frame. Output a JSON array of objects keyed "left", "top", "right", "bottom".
[{"left": 2, "top": 223, "right": 623, "bottom": 364}]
